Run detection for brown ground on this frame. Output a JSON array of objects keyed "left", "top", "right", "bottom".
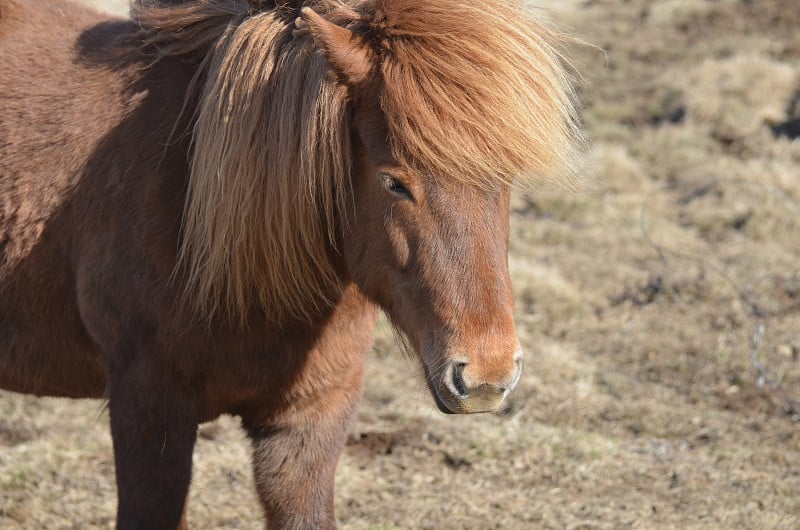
[{"left": 1, "top": 0, "right": 799, "bottom": 529}]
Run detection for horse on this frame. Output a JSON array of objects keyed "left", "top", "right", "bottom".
[{"left": 0, "top": 0, "right": 581, "bottom": 528}]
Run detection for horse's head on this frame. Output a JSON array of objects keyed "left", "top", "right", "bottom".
[
  {"left": 300, "top": 3, "right": 579, "bottom": 414},
  {"left": 344, "top": 160, "right": 522, "bottom": 415}
]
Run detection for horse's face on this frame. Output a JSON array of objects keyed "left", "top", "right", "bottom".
[
  {"left": 301, "top": 9, "right": 521, "bottom": 413},
  {"left": 348, "top": 128, "right": 522, "bottom": 414}
]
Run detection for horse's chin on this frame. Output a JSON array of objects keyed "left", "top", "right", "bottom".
[
  {"left": 419, "top": 361, "right": 457, "bottom": 414},
  {"left": 431, "top": 387, "right": 457, "bottom": 415}
]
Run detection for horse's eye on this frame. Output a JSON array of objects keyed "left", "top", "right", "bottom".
[{"left": 381, "top": 175, "right": 414, "bottom": 201}]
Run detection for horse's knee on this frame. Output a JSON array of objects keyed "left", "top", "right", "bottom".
[{"left": 244, "top": 395, "right": 359, "bottom": 530}]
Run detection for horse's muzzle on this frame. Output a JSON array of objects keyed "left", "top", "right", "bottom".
[{"left": 433, "top": 354, "right": 523, "bottom": 414}]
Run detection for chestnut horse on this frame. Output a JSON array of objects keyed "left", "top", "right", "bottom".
[{"left": 0, "top": 0, "right": 580, "bottom": 528}]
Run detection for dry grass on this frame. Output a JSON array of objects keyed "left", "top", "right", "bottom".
[{"left": 2, "top": 0, "right": 799, "bottom": 528}]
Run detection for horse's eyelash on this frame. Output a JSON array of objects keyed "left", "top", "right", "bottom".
[{"left": 381, "top": 174, "right": 414, "bottom": 200}]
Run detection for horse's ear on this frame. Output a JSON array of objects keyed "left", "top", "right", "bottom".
[{"left": 296, "top": 7, "right": 372, "bottom": 86}]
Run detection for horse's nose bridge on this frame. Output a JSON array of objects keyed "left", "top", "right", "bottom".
[
  {"left": 461, "top": 345, "right": 521, "bottom": 389},
  {"left": 455, "top": 318, "right": 521, "bottom": 388}
]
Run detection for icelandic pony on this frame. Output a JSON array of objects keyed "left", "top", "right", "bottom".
[{"left": 0, "top": 0, "right": 581, "bottom": 528}]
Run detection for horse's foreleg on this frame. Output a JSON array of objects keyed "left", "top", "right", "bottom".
[
  {"left": 177, "top": 499, "right": 190, "bottom": 530},
  {"left": 244, "top": 366, "right": 363, "bottom": 530},
  {"left": 109, "top": 365, "right": 198, "bottom": 530}
]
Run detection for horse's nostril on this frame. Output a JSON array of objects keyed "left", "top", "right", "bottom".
[
  {"left": 442, "top": 357, "right": 521, "bottom": 403},
  {"left": 450, "top": 362, "right": 469, "bottom": 398}
]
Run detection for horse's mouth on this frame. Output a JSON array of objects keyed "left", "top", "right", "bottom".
[
  {"left": 419, "top": 362, "right": 457, "bottom": 414},
  {"left": 431, "top": 387, "right": 457, "bottom": 415},
  {"left": 423, "top": 367, "right": 475, "bottom": 415}
]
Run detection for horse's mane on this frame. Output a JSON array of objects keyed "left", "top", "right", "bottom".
[{"left": 131, "top": 0, "right": 582, "bottom": 323}]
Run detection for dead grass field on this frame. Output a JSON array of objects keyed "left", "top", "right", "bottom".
[{"left": 2, "top": 0, "right": 799, "bottom": 528}]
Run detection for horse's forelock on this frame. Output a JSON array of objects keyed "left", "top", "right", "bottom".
[{"left": 363, "top": 0, "right": 584, "bottom": 190}]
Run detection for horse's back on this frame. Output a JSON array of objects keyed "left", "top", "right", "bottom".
[{"left": 0, "top": 0, "right": 133, "bottom": 397}]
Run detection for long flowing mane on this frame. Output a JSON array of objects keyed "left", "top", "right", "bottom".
[{"left": 131, "top": 0, "right": 582, "bottom": 323}]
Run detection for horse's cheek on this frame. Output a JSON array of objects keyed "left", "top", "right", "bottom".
[{"left": 386, "top": 222, "right": 410, "bottom": 269}]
